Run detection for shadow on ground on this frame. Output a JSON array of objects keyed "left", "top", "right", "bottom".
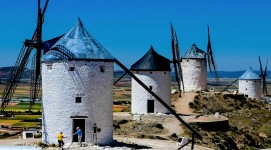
[{"left": 110, "top": 140, "right": 152, "bottom": 149}]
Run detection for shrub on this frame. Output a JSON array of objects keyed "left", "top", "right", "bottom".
[
  {"left": 138, "top": 134, "right": 145, "bottom": 138},
  {"left": 34, "top": 133, "right": 42, "bottom": 138},
  {"left": 154, "top": 123, "right": 163, "bottom": 129},
  {"left": 170, "top": 133, "right": 178, "bottom": 138},
  {"left": 119, "top": 119, "right": 128, "bottom": 124},
  {"left": 37, "top": 142, "right": 48, "bottom": 148}
]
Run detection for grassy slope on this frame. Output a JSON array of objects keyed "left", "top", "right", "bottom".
[{"left": 188, "top": 93, "right": 271, "bottom": 149}]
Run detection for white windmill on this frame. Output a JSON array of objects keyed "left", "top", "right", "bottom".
[
  {"left": 130, "top": 46, "right": 171, "bottom": 114},
  {"left": 42, "top": 18, "right": 114, "bottom": 145}
]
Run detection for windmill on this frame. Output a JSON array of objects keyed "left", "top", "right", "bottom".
[
  {"left": 170, "top": 24, "right": 184, "bottom": 96},
  {"left": 1, "top": 0, "right": 49, "bottom": 112},
  {"left": 172, "top": 25, "right": 219, "bottom": 92},
  {"left": 259, "top": 56, "right": 268, "bottom": 96}
]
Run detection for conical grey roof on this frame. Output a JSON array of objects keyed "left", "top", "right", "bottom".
[
  {"left": 239, "top": 67, "right": 261, "bottom": 80},
  {"left": 131, "top": 46, "right": 171, "bottom": 71},
  {"left": 43, "top": 18, "right": 114, "bottom": 61},
  {"left": 182, "top": 43, "right": 206, "bottom": 59}
]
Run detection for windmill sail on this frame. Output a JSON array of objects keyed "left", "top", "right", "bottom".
[
  {"left": 171, "top": 24, "right": 184, "bottom": 94},
  {"left": 259, "top": 56, "right": 268, "bottom": 96},
  {"left": 207, "top": 26, "right": 219, "bottom": 80},
  {"left": 1, "top": 0, "right": 49, "bottom": 110}
]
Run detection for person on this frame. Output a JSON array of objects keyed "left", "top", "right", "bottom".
[
  {"left": 57, "top": 132, "right": 65, "bottom": 149},
  {"left": 93, "top": 123, "right": 97, "bottom": 145},
  {"left": 73, "top": 127, "right": 82, "bottom": 146}
]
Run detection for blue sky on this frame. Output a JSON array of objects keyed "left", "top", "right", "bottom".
[{"left": 0, "top": 0, "right": 271, "bottom": 71}]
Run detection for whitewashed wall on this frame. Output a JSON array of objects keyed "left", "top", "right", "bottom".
[
  {"left": 41, "top": 60, "right": 114, "bottom": 145},
  {"left": 181, "top": 59, "right": 207, "bottom": 91},
  {"left": 239, "top": 80, "right": 261, "bottom": 100},
  {"left": 131, "top": 71, "right": 171, "bottom": 114}
]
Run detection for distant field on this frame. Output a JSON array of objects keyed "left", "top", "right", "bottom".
[
  {"left": 0, "top": 115, "right": 41, "bottom": 127},
  {"left": 0, "top": 84, "right": 31, "bottom": 99},
  {"left": 4, "top": 102, "right": 42, "bottom": 111}
]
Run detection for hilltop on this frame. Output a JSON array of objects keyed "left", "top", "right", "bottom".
[
  {"left": 187, "top": 92, "right": 271, "bottom": 149},
  {"left": 0, "top": 67, "right": 30, "bottom": 80}
]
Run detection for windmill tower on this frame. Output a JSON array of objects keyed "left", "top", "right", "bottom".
[
  {"left": 41, "top": 18, "right": 114, "bottom": 145},
  {"left": 238, "top": 68, "right": 261, "bottom": 99},
  {"left": 131, "top": 46, "right": 171, "bottom": 114},
  {"left": 181, "top": 43, "right": 207, "bottom": 91},
  {"left": 180, "top": 26, "right": 218, "bottom": 92}
]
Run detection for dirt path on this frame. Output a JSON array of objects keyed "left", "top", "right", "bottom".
[
  {"left": 174, "top": 92, "right": 197, "bottom": 115},
  {"left": 163, "top": 117, "right": 183, "bottom": 135},
  {"left": 0, "top": 137, "right": 213, "bottom": 150},
  {"left": 0, "top": 137, "right": 41, "bottom": 146}
]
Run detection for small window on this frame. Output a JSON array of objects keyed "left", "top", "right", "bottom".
[
  {"left": 150, "top": 71, "right": 152, "bottom": 74},
  {"left": 69, "top": 67, "right": 75, "bottom": 71},
  {"left": 47, "top": 64, "right": 52, "bottom": 70},
  {"left": 149, "top": 86, "right": 153, "bottom": 90},
  {"left": 100, "top": 66, "right": 105, "bottom": 73},
  {"left": 245, "top": 88, "right": 247, "bottom": 90},
  {"left": 246, "top": 80, "right": 248, "bottom": 82},
  {"left": 164, "top": 72, "right": 167, "bottom": 74},
  {"left": 136, "top": 71, "right": 139, "bottom": 74},
  {"left": 75, "top": 97, "right": 82, "bottom": 103}
]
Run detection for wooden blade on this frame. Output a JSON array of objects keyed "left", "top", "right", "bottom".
[
  {"left": 207, "top": 26, "right": 219, "bottom": 80},
  {"left": 207, "top": 53, "right": 212, "bottom": 73},
  {"left": 263, "top": 58, "right": 268, "bottom": 96},
  {"left": 264, "top": 58, "right": 268, "bottom": 76},
  {"left": 174, "top": 32, "right": 185, "bottom": 91},
  {"left": 171, "top": 24, "right": 183, "bottom": 94},
  {"left": 259, "top": 56, "right": 263, "bottom": 76},
  {"left": 262, "top": 76, "right": 268, "bottom": 96}
]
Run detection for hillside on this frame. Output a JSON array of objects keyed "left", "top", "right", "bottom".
[
  {"left": 0, "top": 67, "right": 31, "bottom": 79},
  {"left": 188, "top": 92, "right": 271, "bottom": 149}
]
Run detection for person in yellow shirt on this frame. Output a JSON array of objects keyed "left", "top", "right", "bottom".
[{"left": 57, "top": 132, "right": 65, "bottom": 148}]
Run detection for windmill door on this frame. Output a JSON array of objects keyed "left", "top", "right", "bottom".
[
  {"left": 73, "top": 119, "right": 85, "bottom": 142},
  {"left": 147, "top": 100, "right": 154, "bottom": 113}
]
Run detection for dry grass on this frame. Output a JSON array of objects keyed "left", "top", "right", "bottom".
[
  {"left": 0, "top": 84, "right": 32, "bottom": 98},
  {"left": 188, "top": 92, "right": 271, "bottom": 149},
  {"left": 113, "top": 105, "right": 129, "bottom": 112}
]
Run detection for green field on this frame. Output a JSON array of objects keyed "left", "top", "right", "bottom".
[
  {"left": 0, "top": 115, "right": 41, "bottom": 127},
  {"left": 0, "top": 84, "right": 32, "bottom": 99},
  {"left": 5, "top": 102, "right": 42, "bottom": 111}
]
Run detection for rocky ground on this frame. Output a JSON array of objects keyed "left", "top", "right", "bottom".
[{"left": 0, "top": 137, "right": 212, "bottom": 150}]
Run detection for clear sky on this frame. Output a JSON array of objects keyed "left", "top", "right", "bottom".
[{"left": 0, "top": 0, "right": 270, "bottom": 71}]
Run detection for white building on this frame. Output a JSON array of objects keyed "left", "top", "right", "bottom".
[
  {"left": 239, "top": 68, "right": 261, "bottom": 100},
  {"left": 181, "top": 43, "right": 207, "bottom": 91},
  {"left": 41, "top": 18, "right": 114, "bottom": 145},
  {"left": 131, "top": 46, "right": 171, "bottom": 114}
]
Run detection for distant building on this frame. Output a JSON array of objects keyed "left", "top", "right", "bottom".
[
  {"left": 239, "top": 68, "right": 261, "bottom": 100},
  {"left": 181, "top": 43, "right": 207, "bottom": 91},
  {"left": 42, "top": 18, "right": 114, "bottom": 145},
  {"left": 131, "top": 46, "right": 171, "bottom": 114}
]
